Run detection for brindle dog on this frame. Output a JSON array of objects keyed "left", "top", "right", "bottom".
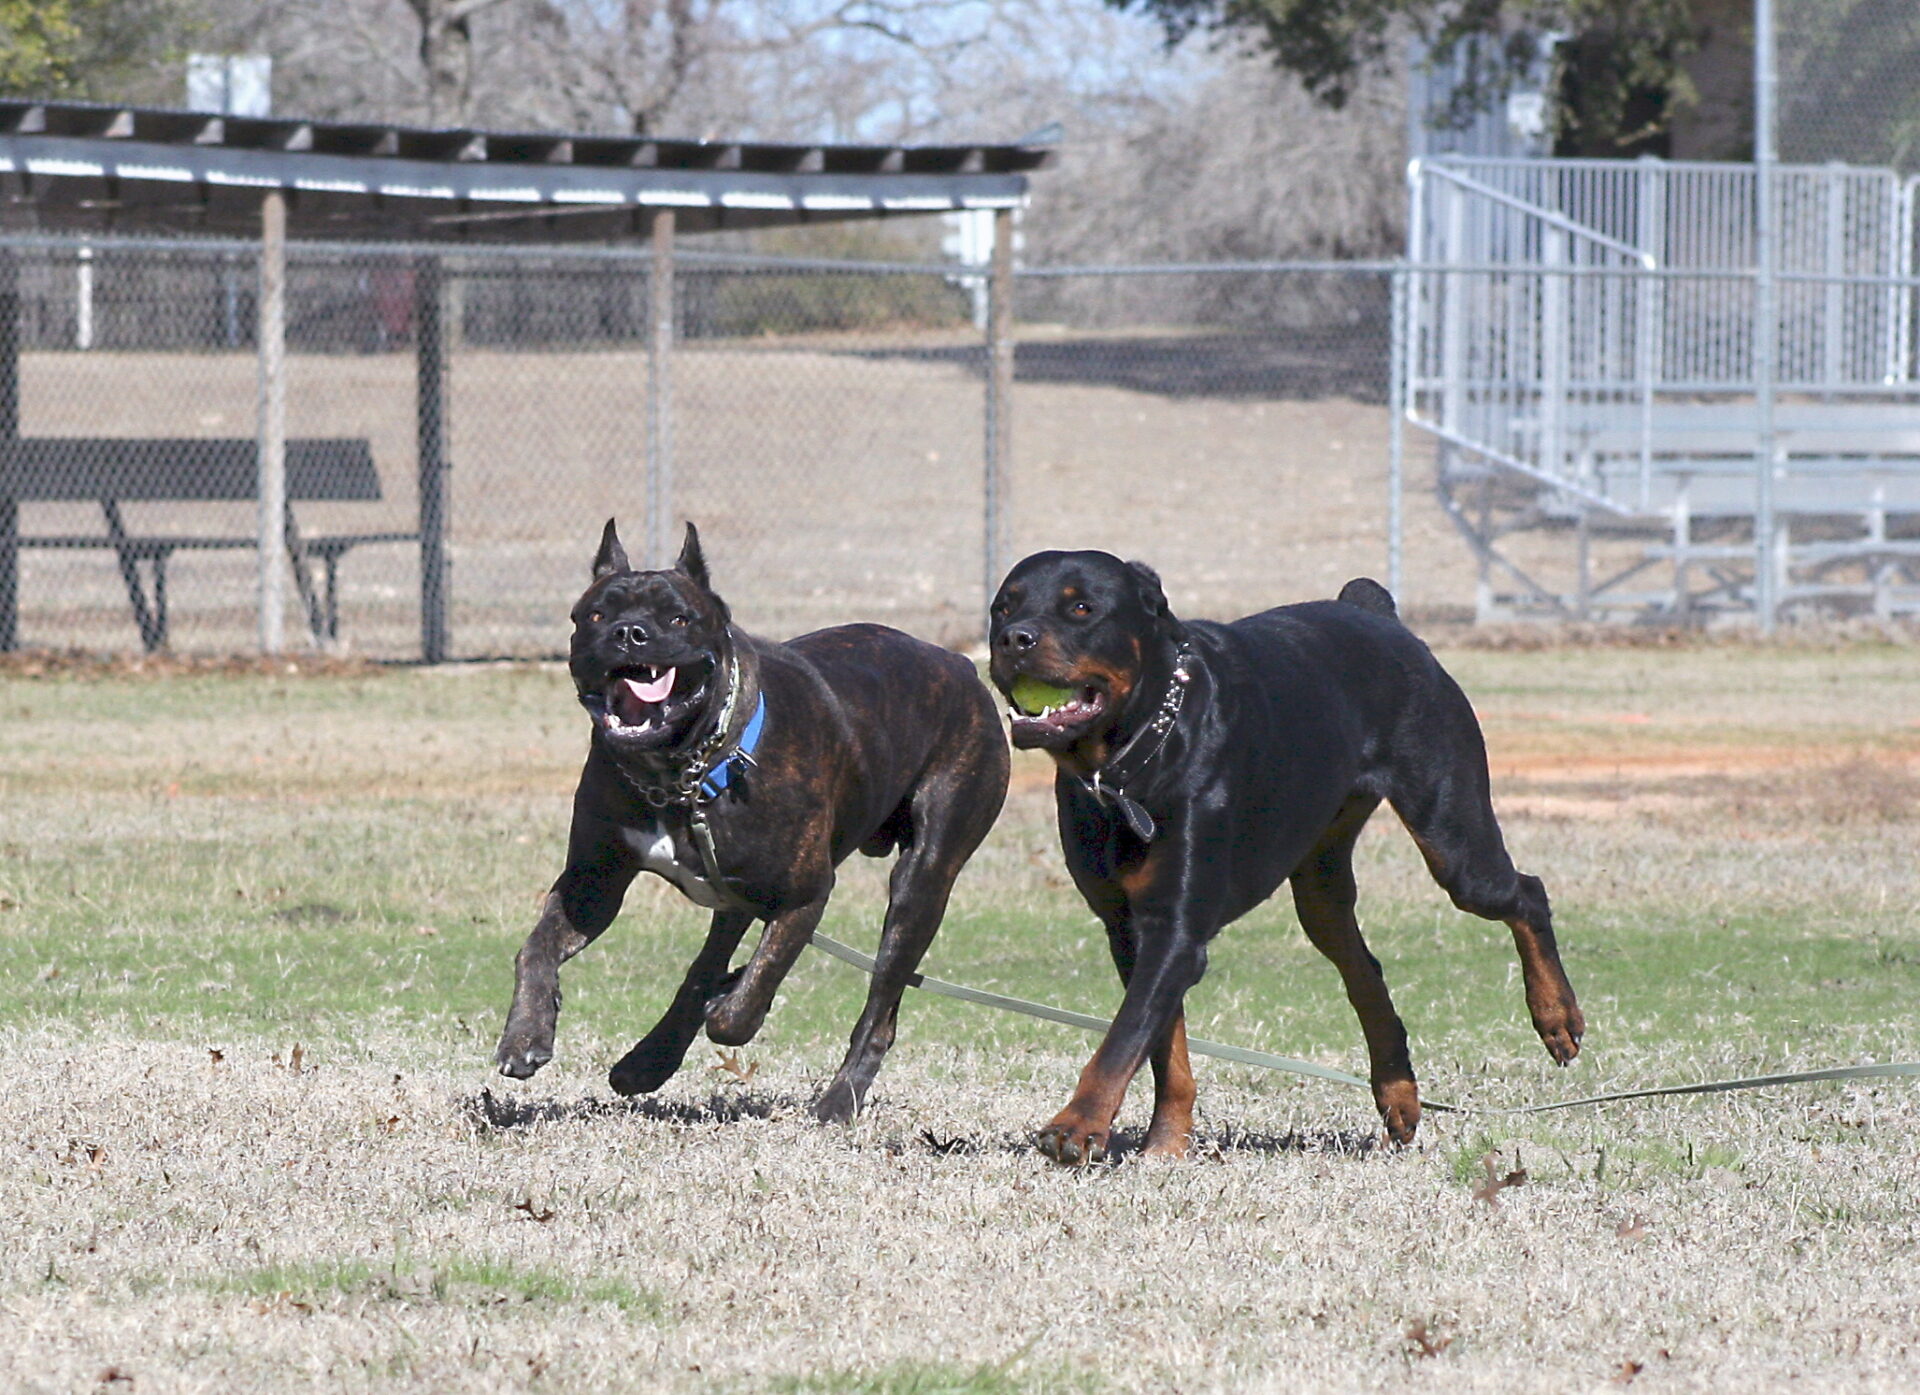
[
  {"left": 496, "top": 521, "right": 1008, "bottom": 1121},
  {"left": 988, "top": 550, "right": 1584, "bottom": 1163}
]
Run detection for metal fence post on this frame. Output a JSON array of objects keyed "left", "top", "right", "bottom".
[
  {"left": 1387, "top": 263, "right": 1407, "bottom": 604},
  {"left": 256, "top": 191, "right": 288, "bottom": 656},
  {"left": 0, "top": 250, "right": 18, "bottom": 652},
  {"left": 1754, "top": 0, "right": 1780, "bottom": 632},
  {"left": 416, "top": 254, "right": 449, "bottom": 663},
  {"left": 647, "top": 208, "right": 676, "bottom": 569},
  {"left": 984, "top": 208, "right": 1015, "bottom": 617}
]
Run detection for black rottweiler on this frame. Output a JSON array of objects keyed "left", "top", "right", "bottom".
[
  {"left": 496, "top": 521, "right": 1009, "bottom": 1121},
  {"left": 988, "top": 551, "right": 1584, "bottom": 1162}
]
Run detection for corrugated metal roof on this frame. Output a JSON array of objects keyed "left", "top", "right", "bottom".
[{"left": 0, "top": 99, "right": 1052, "bottom": 240}]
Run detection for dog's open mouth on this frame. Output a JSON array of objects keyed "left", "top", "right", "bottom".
[
  {"left": 1005, "top": 673, "right": 1107, "bottom": 745},
  {"left": 581, "top": 659, "right": 714, "bottom": 746}
]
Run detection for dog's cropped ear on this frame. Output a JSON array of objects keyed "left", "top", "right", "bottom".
[
  {"left": 1127, "top": 560, "right": 1169, "bottom": 621},
  {"left": 675, "top": 521, "right": 712, "bottom": 592},
  {"left": 592, "top": 518, "right": 630, "bottom": 579}
]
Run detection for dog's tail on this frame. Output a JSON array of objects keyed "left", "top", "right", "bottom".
[{"left": 1336, "top": 576, "right": 1398, "bottom": 620}]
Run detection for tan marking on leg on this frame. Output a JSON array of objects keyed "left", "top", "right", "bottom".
[
  {"left": 1507, "top": 918, "right": 1585, "bottom": 1064},
  {"left": 1142, "top": 1012, "right": 1195, "bottom": 1158},
  {"left": 1037, "top": 1053, "right": 1138, "bottom": 1166}
]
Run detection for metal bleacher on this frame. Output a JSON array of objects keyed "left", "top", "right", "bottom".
[{"left": 1405, "top": 156, "right": 1920, "bottom": 622}]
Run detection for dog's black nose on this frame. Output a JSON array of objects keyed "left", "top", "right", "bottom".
[
  {"left": 612, "top": 621, "right": 651, "bottom": 648},
  {"left": 997, "top": 623, "right": 1039, "bottom": 653}
]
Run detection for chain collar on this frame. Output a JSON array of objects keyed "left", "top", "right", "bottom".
[
  {"left": 608, "top": 645, "right": 754, "bottom": 811},
  {"left": 1081, "top": 640, "right": 1195, "bottom": 843}
]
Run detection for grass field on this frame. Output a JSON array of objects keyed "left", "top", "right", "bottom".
[{"left": 2, "top": 641, "right": 1918, "bottom": 1391}]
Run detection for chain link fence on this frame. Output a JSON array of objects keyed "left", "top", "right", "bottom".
[
  {"left": 1, "top": 236, "right": 1418, "bottom": 659},
  {"left": 1008, "top": 265, "right": 1413, "bottom": 623}
]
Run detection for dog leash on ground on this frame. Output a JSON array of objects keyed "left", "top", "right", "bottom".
[{"left": 807, "top": 932, "right": 1920, "bottom": 1117}]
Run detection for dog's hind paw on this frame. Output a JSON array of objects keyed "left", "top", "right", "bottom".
[{"left": 813, "top": 1079, "right": 863, "bottom": 1125}]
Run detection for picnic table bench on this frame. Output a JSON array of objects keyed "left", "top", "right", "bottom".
[{"left": 0, "top": 437, "right": 413, "bottom": 650}]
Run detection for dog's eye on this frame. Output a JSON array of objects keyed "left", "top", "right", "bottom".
[
  {"left": 669, "top": 614, "right": 689, "bottom": 629},
  {"left": 1067, "top": 601, "right": 1093, "bottom": 618}
]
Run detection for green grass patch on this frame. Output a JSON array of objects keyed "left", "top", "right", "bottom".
[
  {"left": 205, "top": 1256, "right": 661, "bottom": 1313},
  {"left": 4, "top": 659, "right": 1917, "bottom": 1093},
  {"left": 775, "top": 1361, "right": 1042, "bottom": 1395}
]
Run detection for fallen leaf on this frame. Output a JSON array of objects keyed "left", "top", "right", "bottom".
[
  {"left": 513, "top": 1198, "right": 555, "bottom": 1223},
  {"left": 1612, "top": 1360, "right": 1645, "bottom": 1384},
  {"left": 1472, "top": 1151, "right": 1528, "bottom": 1208},
  {"left": 1616, "top": 1216, "right": 1648, "bottom": 1240},
  {"left": 710, "top": 1048, "right": 758, "bottom": 1084},
  {"left": 1405, "top": 1319, "right": 1453, "bottom": 1359}
]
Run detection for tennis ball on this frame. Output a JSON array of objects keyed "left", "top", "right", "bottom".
[{"left": 1011, "top": 675, "right": 1075, "bottom": 716}]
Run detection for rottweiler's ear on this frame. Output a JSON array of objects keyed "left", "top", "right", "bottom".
[
  {"left": 1127, "top": 560, "right": 1168, "bottom": 619},
  {"left": 592, "top": 518, "right": 629, "bottom": 579},
  {"left": 676, "top": 521, "right": 712, "bottom": 592}
]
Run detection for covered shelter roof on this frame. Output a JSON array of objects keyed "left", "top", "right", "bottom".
[{"left": 0, "top": 98, "right": 1051, "bottom": 241}]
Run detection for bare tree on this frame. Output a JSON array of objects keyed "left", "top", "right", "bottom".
[{"left": 405, "top": 0, "right": 521, "bottom": 125}]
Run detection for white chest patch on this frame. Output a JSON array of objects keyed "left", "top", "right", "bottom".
[{"left": 628, "top": 821, "right": 725, "bottom": 910}]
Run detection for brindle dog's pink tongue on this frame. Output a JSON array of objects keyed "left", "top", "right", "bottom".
[{"left": 628, "top": 670, "right": 674, "bottom": 704}]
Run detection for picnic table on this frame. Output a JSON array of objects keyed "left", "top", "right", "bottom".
[{"left": 0, "top": 436, "right": 412, "bottom": 650}]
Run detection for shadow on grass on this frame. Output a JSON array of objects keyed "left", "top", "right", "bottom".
[
  {"left": 468, "top": 1089, "right": 1382, "bottom": 1163},
  {"left": 467, "top": 1085, "right": 803, "bottom": 1131},
  {"left": 899, "top": 1123, "right": 1381, "bottom": 1165}
]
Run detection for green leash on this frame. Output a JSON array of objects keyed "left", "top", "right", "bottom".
[{"left": 808, "top": 932, "right": 1920, "bottom": 1116}]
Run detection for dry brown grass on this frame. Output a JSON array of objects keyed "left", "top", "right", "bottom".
[
  {"left": 4, "top": 1029, "right": 1918, "bottom": 1393},
  {"left": 2, "top": 647, "right": 1918, "bottom": 1392},
  {"left": 5, "top": 342, "right": 1549, "bottom": 657}
]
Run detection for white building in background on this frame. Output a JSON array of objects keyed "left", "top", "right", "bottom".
[{"left": 187, "top": 54, "right": 273, "bottom": 118}]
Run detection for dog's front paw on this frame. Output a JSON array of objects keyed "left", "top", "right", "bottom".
[
  {"left": 1374, "top": 1078, "right": 1421, "bottom": 1145},
  {"left": 607, "top": 1038, "right": 683, "bottom": 1096},
  {"left": 1533, "top": 999, "right": 1586, "bottom": 1066},
  {"left": 1035, "top": 1109, "right": 1111, "bottom": 1166},
  {"left": 495, "top": 1034, "right": 552, "bottom": 1080}
]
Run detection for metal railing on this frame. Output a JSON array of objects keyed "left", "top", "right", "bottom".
[{"left": 1406, "top": 155, "right": 1920, "bottom": 622}]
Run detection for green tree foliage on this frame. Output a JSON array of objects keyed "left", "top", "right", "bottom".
[
  {"left": 0, "top": 0, "right": 82, "bottom": 93},
  {"left": 1109, "top": 0, "right": 1708, "bottom": 152},
  {"left": 0, "top": 0, "right": 192, "bottom": 102}
]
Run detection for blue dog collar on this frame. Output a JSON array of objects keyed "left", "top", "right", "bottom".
[{"left": 698, "top": 692, "right": 767, "bottom": 800}]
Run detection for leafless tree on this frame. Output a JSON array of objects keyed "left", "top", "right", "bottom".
[
  {"left": 182, "top": 0, "right": 1406, "bottom": 273},
  {"left": 404, "top": 0, "right": 521, "bottom": 125}
]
